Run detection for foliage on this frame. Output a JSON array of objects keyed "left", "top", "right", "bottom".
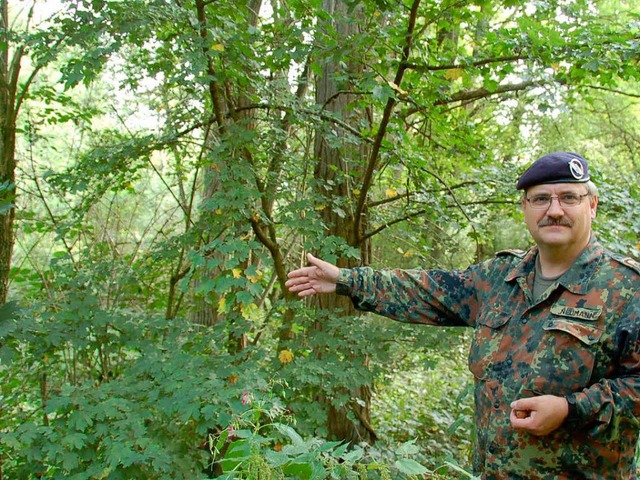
[
  {"left": 0, "top": 264, "right": 473, "bottom": 479},
  {"left": 371, "top": 328, "right": 474, "bottom": 470},
  {"left": 209, "top": 392, "right": 477, "bottom": 480},
  {"left": 1, "top": 289, "right": 230, "bottom": 478}
]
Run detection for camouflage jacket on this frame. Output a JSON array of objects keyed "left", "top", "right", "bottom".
[{"left": 336, "top": 236, "right": 640, "bottom": 479}]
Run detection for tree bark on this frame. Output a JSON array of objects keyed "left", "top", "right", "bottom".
[
  {"left": 187, "top": 0, "right": 263, "bottom": 335},
  {"left": 311, "top": 0, "right": 376, "bottom": 444},
  {"left": 0, "top": 0, "right": 18, "bottom": 304}
]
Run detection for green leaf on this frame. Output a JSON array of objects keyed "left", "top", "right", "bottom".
[
  {"left": 274, "top": 423, "right": 305, "bottom": 447},
  {"left": 372, "top": 84, "right": 394, "bottom": 102},
  {"left": 0, "top": 301, "right": 19, "bottom": 324},
  {"left": 394, "top": 458, "right": 429, "bottom": 475},
  {"left": 62, "top": 432, "right": 88, "bottom": 449},
  {"left": 282, "top": 461, "right": 314, "bottom": 480},
  {"left": 264, "top": 449, "right": 290, "bottom": 468},
  {"left": 324, "top": 441, "right": 346, "bottom": 455},
  {"left": 340, "top": 446, "right": 364, "bottom": 464},
  {"left": 221, "top": 439, "right": 252, "bottom": 472},
  {"left": 395, "top": 439, "right": 420, "bottom": 456}
]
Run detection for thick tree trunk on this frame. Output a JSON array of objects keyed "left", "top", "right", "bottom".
[
  {"left": 312, "top": 0, "right": 376, "bottom": 444},
  {"left": 187, "top": 0, "right": 262, "bottom": 332}
]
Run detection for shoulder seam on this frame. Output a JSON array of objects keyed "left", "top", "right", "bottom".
[{"left": 610, "top": 253, "right": 640, "bottom": 276}]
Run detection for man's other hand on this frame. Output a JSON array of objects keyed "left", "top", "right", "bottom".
[{"left": 510, "top": 395, "right": 569, "bottom": 436}]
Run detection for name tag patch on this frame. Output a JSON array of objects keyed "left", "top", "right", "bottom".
[{"left": 551, "top": 304, "right": 602, "bottom": 321}]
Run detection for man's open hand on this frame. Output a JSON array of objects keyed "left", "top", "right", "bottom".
[{"left": 285, "top": 254, "right": 340, "bottom": 297}]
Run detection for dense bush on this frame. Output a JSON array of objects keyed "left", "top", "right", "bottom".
[{"left": 0, "top": 276, "right": 476, "bottom": 479}]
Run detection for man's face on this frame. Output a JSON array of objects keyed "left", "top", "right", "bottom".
[{"left": 521, "top": 182, "right": 597, "bottom": 251}]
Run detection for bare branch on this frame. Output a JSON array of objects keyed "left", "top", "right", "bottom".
[
  {"left": 353, "top": 0, "right": 422, "bottom": 244},
  {"left": 584, "top": 84, "right": 640, "bottom": 99},
  {"left": 403, "top": 55, "right": 526, "bottom": 73},
  {"left": 435, "top": 80, "right": 545, "bottom": 106}
]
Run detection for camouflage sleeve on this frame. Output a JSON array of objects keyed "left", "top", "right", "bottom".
[
  {"left": 574, "top": 298, "right": 640, "bottom": 438},
  {"left": 335, "top": 266, "right": 478, "bottom": 327}
]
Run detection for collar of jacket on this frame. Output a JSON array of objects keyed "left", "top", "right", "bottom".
[{"left": 504, "top": 234, "right": 603, "bottom": 295}]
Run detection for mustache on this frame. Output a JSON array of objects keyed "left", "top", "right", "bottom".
[{"left": 538, "top": 217, "right": 573, "bottom": 228}]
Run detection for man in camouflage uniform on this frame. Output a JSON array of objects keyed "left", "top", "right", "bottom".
[{"left": 286, "top": 152, "right": 640, "bottom": 479}]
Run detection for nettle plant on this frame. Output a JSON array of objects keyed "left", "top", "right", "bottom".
[{"left": 209, "top": 389, "right": 478, "bottom": 480}]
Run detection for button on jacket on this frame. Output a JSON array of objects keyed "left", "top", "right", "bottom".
[{"left": 336, "top": 236, "right": 640, "bottom": 479}]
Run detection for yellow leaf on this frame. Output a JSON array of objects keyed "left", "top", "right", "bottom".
[
  {"left": 278, "top": 349, "right": 294, "bottom": 365},
  {"left": 247, "top": 270, "right": 263, "bottom": 283},
  {"left": 315, "top": 204, "right": 326, "bottom": 211},
  {"left": 551, "top": 62, "right": 561, "bottom": 71},
  {"left": 215, "top": 209, "right": 222, "bottom": 215},
  {"left": 353, "top": 189, "right": 361, "bottom": 196},
  {"left": 385, "top": 188, "right": 397, "bottom": 198},
  {"left": 212, "top": 44, "right": 225, "bottom": 52},
  {"left": 388, "top": 81, "right": 408, "bottom": 96},
  {"left": 445, "top": 68, "right": 463, "bottom": 81},
  {"left": 241, "top": 303, "right": 261, "bottom": 321},
  {"left": 217, "top": 296, "right": 227, "bottom": 314},
  {"left": 232, "top": 269, "right": 242, "bottom": 279}
]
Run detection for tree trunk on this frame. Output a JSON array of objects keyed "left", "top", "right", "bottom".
[
  {"left": 187, "top": 0, "right": 262, "bottom": 335},
  {"left": 312, "top": 0, "right": 376, "bottom": 444},
  {"left": 0, "top": 0, "right": 18, "bottom": 305}
]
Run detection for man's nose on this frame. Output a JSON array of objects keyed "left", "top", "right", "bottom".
[{"left": 546, "top": 197, "right": 565, "bottom": 216}]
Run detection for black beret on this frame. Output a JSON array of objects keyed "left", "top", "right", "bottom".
[{"left": 516, "top": 152, "right": 590, "bottom": 190}]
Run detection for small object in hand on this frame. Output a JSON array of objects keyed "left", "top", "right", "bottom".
[{"left": 514, "top": 409, "right": 530, "bottom": 419}]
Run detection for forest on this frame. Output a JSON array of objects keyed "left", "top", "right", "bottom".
[{"left": 1, "top": 0, "right": 639, "bottom": 478}]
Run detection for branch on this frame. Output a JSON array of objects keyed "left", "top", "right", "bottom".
[
  {"left": 14, "top": 29, "right": 69, "bottom": 115},
  {"left": 584, "top": 84, "right": 640, "bottom": 99},
  {"left": 361, "top": 207, "right": 430, "bottom": 242},
  {"left": 110, "top": 105, "right": 195, "bottom": 226},
  {"left": 28, "top": 140, "right": 78, "bottom": 269},
  {"left": 403, "top": 55, "right": 526, "bottom": 73},
  {"left": 362, "top": 198, "right": 516, "bottom": 242},
  {"left": 235, "top": 103, "right": 374, "bottom": 143},
  {"left": 367, "top": 181, "right": 479, "bottom": 208},
  {"left": 353, "top": 0, "right": 422, "bottom": 243},
  {"left": 435, "top": 79, "right": 545, "bottom": 106},
  {"left": 366, "top": 166, "right": 480, "bottom": 250}
]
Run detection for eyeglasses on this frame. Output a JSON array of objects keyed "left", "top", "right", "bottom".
[{"left": 525, "top": 193, "right": 590, "bottom": 209}]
